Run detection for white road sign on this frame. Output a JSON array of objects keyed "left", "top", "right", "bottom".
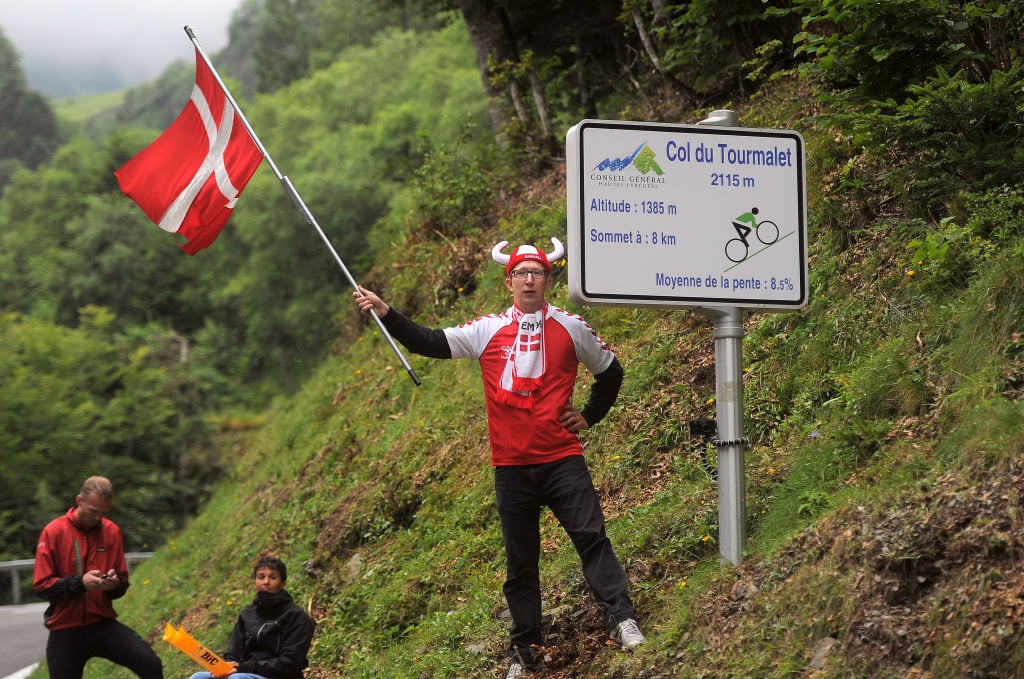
[{"left": 567, "top": 119, "right": 808, "bottom": 309}]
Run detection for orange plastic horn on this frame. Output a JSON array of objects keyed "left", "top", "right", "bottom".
[{"left": 163, "top": 623, "right": 234, "bottom": 677}]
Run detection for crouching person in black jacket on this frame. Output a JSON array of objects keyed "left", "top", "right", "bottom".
[{"left": 189, "top": 556, "right": 315, "bottom": 679}]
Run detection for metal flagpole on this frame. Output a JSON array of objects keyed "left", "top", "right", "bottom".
[{"left": 183, "top": 26, "right": 420, "bottom": 386}]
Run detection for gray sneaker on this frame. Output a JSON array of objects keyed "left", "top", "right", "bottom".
[
  {"left": 611, "top": 618, "right": 647, "bottom": 650},
  {"left": 505, "top": 660, "right": 526, "bottom": 678}
]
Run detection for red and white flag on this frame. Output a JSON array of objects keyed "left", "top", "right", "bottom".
[{"left": 115, "top": 49, "right": 263, "bottom": 254}]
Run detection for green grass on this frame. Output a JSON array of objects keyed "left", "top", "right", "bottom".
[{"left": 52, "top": 90, "right": 126, "bottom": 124}]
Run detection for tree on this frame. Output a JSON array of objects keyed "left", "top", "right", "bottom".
[
  {"left": 254, "top": 0, "right": 316, "bottom": 93},
  {"left": 790, "top": 0, "right": 1024, "bottom": 102},
  {"left": 0, "top": 310, "right": 224, "bottom": 557},
  {"left": 0, "top": 27, "right": 60, "bottom": 190},
  {"left": 0, "top": 138, "right": 117, "bottom": 323},
  {"left": 453, "top": 0, "right": 627, "bottom": 149},
  {"left": 413, "top": 0, "right": 799, "bottom": 149},
  {"left": 455, "top": 0, "right": 518, "bottom": 140}
]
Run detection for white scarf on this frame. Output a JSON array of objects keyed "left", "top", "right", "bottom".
[{"left": 498, "top": 306, "right": 546, "bottom": 409}]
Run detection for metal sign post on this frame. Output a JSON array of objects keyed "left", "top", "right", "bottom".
[
  {"left": 565, "top": 111, "right": 807, "bottom": 566},
  {"left": 696, "top": 109, "right": 748, "bottom": 566},
  {"left": 693, "top": 302, "right": 747, "bottom": 565}
]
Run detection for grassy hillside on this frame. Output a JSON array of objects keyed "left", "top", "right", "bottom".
[
  {"left": 52, "top": 90, "right": 126, "bottom": 124},
  {"left": 47, "top": 73, "right": 1024, "bottom": 678}
]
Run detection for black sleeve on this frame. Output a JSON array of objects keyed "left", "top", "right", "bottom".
[
  {"left": 580, "top": 356, "right": 623, "bottom": 427},
  {"left": 381, "top": 308, "right": 452, "bottom": 359},
  {"left": 222, "top": 614, "right": 247, "bottom": 662},
  {"left": 106, "top": 577, "right": 129, "bottom": 600},
  {"left": 38, "top": 576, "right": 128, "bottom": 603},
  {"left": 35, "top": 574, "right": 84, "bottom": 602}
]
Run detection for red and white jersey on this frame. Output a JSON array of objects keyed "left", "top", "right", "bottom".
[{"left": 444, "top": 303, "right": 615, "bottom": 466}]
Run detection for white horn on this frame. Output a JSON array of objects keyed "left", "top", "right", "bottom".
[
  {"left": 545, "top": 237, "right": 565, "bottom": 264},
  {"left": 491, "top": 240, "right": 511, "bottom": 265}
]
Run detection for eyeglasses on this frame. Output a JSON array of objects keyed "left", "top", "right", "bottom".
[{"left": 509, "top": 270, "right": 548, "bottom": 280}]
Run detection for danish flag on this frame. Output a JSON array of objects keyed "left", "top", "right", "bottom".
[
  {"left": 114, "top": 49, "right": 264, "bottom": 254},
  {"left": 518, "top": 334, "right": 541, "bottom": 352}
]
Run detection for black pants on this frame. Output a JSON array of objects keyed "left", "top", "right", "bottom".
[
  {"left": 46, "top": 618, "right": 163, "bottom": 679},
  {"left": 494, "top": 455, "right": 636, "bottom": 662}
]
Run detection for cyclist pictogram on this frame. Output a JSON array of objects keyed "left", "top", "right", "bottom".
[{"left": 725, "top": 207, "right": 779, "bottom": 263}]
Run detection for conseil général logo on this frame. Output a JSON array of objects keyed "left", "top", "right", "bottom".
[{"left": 593, "top": 142, "right": 664, "bottom": 176}]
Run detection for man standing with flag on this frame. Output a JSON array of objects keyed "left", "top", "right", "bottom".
[{"left": 354, "top": 239, "right": 646, "bottom": 678}]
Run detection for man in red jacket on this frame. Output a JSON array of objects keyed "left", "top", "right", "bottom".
[{"left": 33, "top": 476, "right": 163, "bottom": 679}]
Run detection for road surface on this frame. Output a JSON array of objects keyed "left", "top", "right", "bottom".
[{"left": 0, "top": 603, "right": 47, "bottom": 679}]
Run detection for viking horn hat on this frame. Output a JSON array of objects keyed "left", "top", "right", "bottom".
[{"left": 491, "top": 238, "right": 565, "bottom": 274}]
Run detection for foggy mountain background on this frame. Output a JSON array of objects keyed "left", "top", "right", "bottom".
[{"left": 0, "top": 0, "right": 238, "bottom": 97}]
